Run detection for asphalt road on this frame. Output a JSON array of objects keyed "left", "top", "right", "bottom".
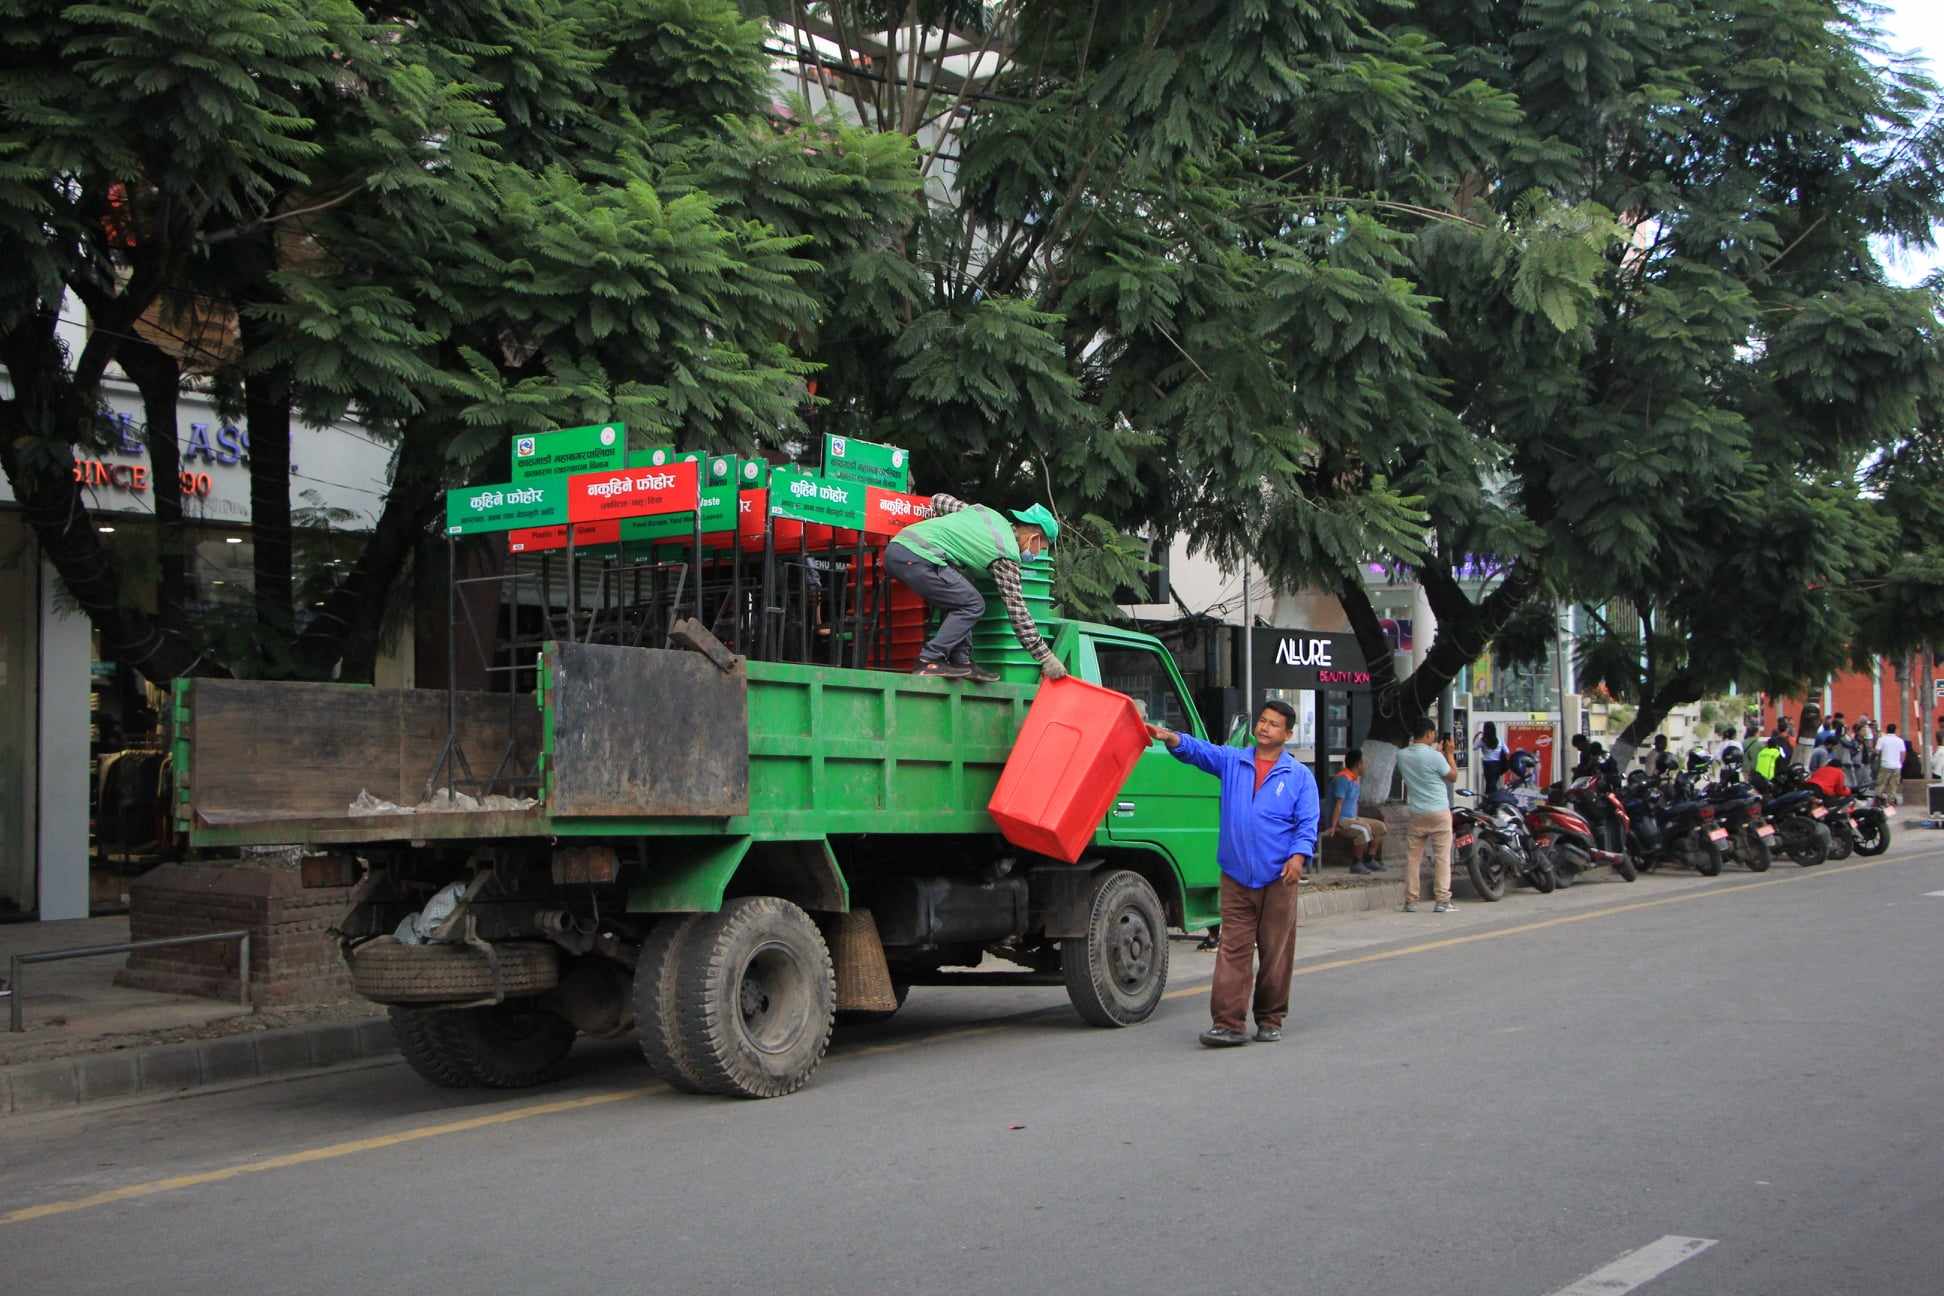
[{"left": 5, "top": 839, "right": 1943, "bottom": 1296}]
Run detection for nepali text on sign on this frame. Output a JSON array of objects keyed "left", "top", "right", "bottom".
[
  {"left": 446, "top": 478, "right": 569, "bottom": 536},
  {"left": 769, "top": 468, "right": 867, "bottom": 530},
  {"left": 566, "top": 461, "right": 701, "bottom": 524},
  {"left": 822, "top": 433, "right": 910, "bottom": 491},
  {"left": 511, "top": 423, "right": 626, "bottom": 481}
]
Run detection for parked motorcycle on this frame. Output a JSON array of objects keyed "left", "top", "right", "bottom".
[
  {"left": 1563, "top": 770, "right": 1639, "bottom": 882},
  {"left": 1849, "top": 789, "right": 1893, "bottom": 856},
  {"left": 1455, "top": 786, "right": 1555, "bottom": 899},
  {"left": 1702, "top": 754, "right": 1774, "bottom": 872},
  {"left": 1759, "top": 764, "right": 1833, "bottom": 867},
  {"left": 1633, "top": 768, "right": 1729, "bottom": 876}
]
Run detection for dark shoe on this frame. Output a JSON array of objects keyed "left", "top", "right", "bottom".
[
  {"left": 961, "top": 662, "right": 1000, "bottom": 684},
  {"left": 1348, "top": 862, "right": 1373, "bottom": 875},
  {"left": 1254, "top": 1026, "right": 1284, "bottom": 1043},
  {"left": 913, "top": 660, "right": 971, "bottom": 679},
  {"left": 1199, "top": 1027, "right": 1250, "bottom": 1048}
]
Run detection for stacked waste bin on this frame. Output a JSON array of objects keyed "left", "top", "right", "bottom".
[{"left": 968, "top": 552, "right": 1057, "bottom": 682}]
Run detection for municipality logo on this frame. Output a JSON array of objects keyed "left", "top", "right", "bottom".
[
  {"left": 892, "top": 449, "right": 905, "bottom": 468},
  {"left": 599, "top": 426, "right": 618, "bottom": 447},
  {"left": 831, "top": 437, "right": 847, "bottom": 458},
  {"left": 743, "top": 461, "right": 759, "bottom": 481},
  {"left": 713, "top": 459, "right": 728, "bottom": 478},
  {"left": 516, "top": 436, "right": 536, "bottom": 459}
]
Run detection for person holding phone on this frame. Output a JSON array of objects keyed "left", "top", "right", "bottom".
[{"left": 1397, "top": 717, "right": 1459, "bottom": 913}]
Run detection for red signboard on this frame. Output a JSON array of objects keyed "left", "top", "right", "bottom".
[
  {"left": 565, "top": 461, "right": 699, "bottom": 524},
  {"left": 508, "top": 518, "right": 621, "bottom": 554},
  {"left": 1505, "top": 722, "right": 1556, "bottom": 781},
  {"left": 863, "top": 488, "right": 935, "bottom": 537}
]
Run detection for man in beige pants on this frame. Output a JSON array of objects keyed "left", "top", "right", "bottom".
[{"left": 1395, "top": 717, "right": 1459, "bottom": 913}]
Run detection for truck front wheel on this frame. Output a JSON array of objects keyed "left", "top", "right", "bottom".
[
  {"left": 1062, "top": 869, "right": 1169, "bottom": 1027},
  {"left": 675, "top": 897, "right": 835, "bottom": 1099}
]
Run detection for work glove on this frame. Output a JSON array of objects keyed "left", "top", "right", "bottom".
[{"left": 1041, "top": 659, "right": 1069, "bottom": 681}]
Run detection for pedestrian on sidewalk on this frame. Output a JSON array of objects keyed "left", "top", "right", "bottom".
[
  {"left": 1875, "top": 724, "right": 1908, "bottom": 805},
  {"left": 1474, "top": 721, "right": 1509, "bottom": 795},
  {"left": 1398, "top": 717, "right": 1459, "bottom": 913},
  {"left": 1325, "top": 748, "right": 1388, "bottom": 874},
  {"left": 1146, "top": 700, "right": 1319, "bottom": 1048}
]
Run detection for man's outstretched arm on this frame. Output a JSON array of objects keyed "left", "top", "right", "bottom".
[{"left": 1145, "top": 723, "right": 1229, "bottom": 776}]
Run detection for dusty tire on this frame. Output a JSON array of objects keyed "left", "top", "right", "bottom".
[
  {"left": 1854, "top": 820, "right": 1891, "bottom": 857},
  {"left": 1826, "top": 817, "right": 1856, "bottom": 861},
  {"left": 1529, "top": 858, "right": 1557, "bottom": 894},
  {"left": 1464, "top": 845, "right": 1506, "bottom": 902},
  {"left": 675, "top": 898, "right": 834, "bottom": 1099},
  {"left": 1062, "top": 869, "right": 1170, "bottom": 1027},
  {"left": 1612, "top": 846, "right": 1638, "bottom": 882},
  {"left": 351, "top": 937, "right": 559, "bottom": 1004},
  {"left": 1693, "top": 836, "right": 1725, "bottom": 877},
  {"left": 1790, "top": 821, "right": 1831, "bottom": 867},
  {"left": 389, "top": 1006, "right": 478, "bottom": 1088},
  {"left": 1742, "top": 829, "right": 1774, "bottom": 873},
  {"left": 449, "top": 1005, "right": 576, "bottom": 1088},
  {"left": 632, "top": 915, "right": 708, "bottom": 1093}
]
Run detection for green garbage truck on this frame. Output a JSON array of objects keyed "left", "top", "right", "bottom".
[{"left": 173, "top": 621, "right": 1222, "bottom": 1098}]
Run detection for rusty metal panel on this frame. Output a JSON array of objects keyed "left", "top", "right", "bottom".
[
  {"left": 546, "top": 643, "right": 749, "bottom": 817},
  {"left": 552, "top": 844, "right": 621, "bottom": 885}
]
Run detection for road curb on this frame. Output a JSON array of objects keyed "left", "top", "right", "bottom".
[{"left": 0, "top": 1017, "right": 395, "bottom": 1119}]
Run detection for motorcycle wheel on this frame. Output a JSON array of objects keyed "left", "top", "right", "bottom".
[
  {"left": 1826, "top": 818, "right": 1856, "bottom": 862},
  {"left": 1528, "top": 856, "right": 1558, "bottom": 894},
  {"left": 1693, "top": 834, "right": 1724, "bottom": 877},
  {"left": 1854, "top": 819, "right": 1892, "bottom": 858},
  {"left": 1628, "top": 835, "right": 1660, "bottom": 873},
  {"left": 1612, "top": 846, "right": 1639, "bottom": 882},
  {"left": 1741, "top": 829, "right": 1773, "bottom": 873},
  {"left": 1464, "top": 845, "right": 1506, "bottom": 902},
  {"left": 1790, "top": 821, "right": 1831, "bottom": 867}
]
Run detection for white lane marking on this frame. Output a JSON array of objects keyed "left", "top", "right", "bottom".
[
  {"left": 1925, "top": 890, "right": 1944, "bottom": 897},
  {"left": 1545, "top": 1236, "right": 1719, "bottom": 1296}
]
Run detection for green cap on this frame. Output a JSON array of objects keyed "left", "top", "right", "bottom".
[{"left": 1009, "top": 503, "right": 1061, "bottom": 545}]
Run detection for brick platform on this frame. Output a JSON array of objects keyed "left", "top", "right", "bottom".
[{"left": 118, "top": 862, "right": 356, "bottom": 1006}]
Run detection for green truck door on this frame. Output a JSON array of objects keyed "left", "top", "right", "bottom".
[{"left": 1083, "top": 634, "right": 1222, "bottom": 928}]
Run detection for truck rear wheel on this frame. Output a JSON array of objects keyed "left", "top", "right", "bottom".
[
  {"left": 389, "top": 1006, "right": 477, "bottom": 1089},
  {"left": 1062, "top": 869, "right": 1169, "bottom": 1027},
  {"left": 675, "top": 897, "right": 835, "bottom": 1099},
  {"left": 633, "top": 915, "right": 708, "bottom": 1093},
  {"left": 388, "top": 1004, "right": 575, "bottom": 1089}
]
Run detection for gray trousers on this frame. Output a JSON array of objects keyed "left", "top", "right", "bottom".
[{"left": 885, "top": 543, "right": 984, "bottom": 664}]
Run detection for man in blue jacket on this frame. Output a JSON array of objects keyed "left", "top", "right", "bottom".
[{"left": 1147, "top": 699, "right": 1320, "bottom": 1047}]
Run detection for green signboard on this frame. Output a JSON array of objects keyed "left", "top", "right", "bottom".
[
  {"left": 823, "top": 433, "right": 909, "bottom": 491},
  {"left": 512, "top": 423, "right": 626, "bottom": 480},
  {"left": 619, "top": 483, "right": 735, "bottom": 543},
  {"left": 738, "top": 458, "right": 770, "bottom": 490},
  {"left": 446, "top": 477, "right": 568, "bottom": 535},
  {"left": 770, "top": 468, "right": 867, "bottom": 529},
  {"left": 627, "top": 446, "right": 677, "bottom": 469}
]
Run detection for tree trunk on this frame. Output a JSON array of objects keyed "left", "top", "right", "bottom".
[
  {"left": 0, "top": 323, "right": 215, "bottom": 686},
  {"left": 241, "top": 324, "right": 294, "bottom": 670},
  {"left": 117, "top": 339, "right": 189, "bottom": 636}
]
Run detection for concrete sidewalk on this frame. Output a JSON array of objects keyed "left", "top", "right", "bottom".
[{"left": 1, "top": 916, "right": 387, "bottom": 1117}]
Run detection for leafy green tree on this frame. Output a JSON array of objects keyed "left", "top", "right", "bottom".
[{"left": 0, "top": 0, "right": 920, "bottom": 683}]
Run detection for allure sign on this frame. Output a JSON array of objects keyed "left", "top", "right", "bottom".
[{"left": 1251, "top": 629, "right": 1370, "bottom": 692}]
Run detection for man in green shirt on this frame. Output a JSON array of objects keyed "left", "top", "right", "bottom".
[
  {"left": 1395, "top": 716, "right": 1459, "bottom": 913},
  {"left": 886, "top": 496, "right": 1069, "bottom": 683}
]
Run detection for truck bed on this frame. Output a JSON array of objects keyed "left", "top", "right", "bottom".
[{"left": 177, "top": 642, "right": 1040, "bottom": 849}]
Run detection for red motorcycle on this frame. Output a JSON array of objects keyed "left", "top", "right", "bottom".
[{"left": 1526, "top": 776, "right": 1638, "bottom": 886}]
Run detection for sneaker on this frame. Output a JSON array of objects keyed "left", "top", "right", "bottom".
[
  {"left": 1433, "top": 901, "right": 1456, "bottom": 914},
  {"left": 1401, "top": 901, "right": 1417, "bottom": 913},
  {"left": 961, "top": 662, "right": 1000, "bottom": 684},
  {"left": 1199, "top": 1027, "right": 1250, "bottom": 1048},
  {"left": 1253, "top": 1026, "right": 1284, "bottom": 1043},
  {"left": 1348, "top": 862, "right": 1374, "bottom": 875},
  {"left": 913, "top": 660, "right": 971, "bottom": 679}
]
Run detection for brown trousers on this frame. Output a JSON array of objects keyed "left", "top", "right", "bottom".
[{"left": 1211, "top": 872, "right": 1299, "bottom": 1033}]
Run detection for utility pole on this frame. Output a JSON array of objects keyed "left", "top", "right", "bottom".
[{"left": 1241, "top": 557, "right": 1253, "bottom": 724}]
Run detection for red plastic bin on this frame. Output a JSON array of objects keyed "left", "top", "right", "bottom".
[{"left": 987, "top": 677, "right": 1149, "bottom": 863}]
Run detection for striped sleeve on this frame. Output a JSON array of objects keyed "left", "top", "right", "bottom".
[
  {"left": 929, "top": 493, "right": 967, "bottom": 515},
  {"left": 989, "top": 557, "right": 1056, "bottom": 668}
]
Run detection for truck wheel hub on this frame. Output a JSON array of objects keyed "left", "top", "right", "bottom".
[
  {"left": 1108, "top": 908, "right": 1153, "bottom": 989},
  {"left": 738, "top": 942, "right": 810, "bottom": 1056}
]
